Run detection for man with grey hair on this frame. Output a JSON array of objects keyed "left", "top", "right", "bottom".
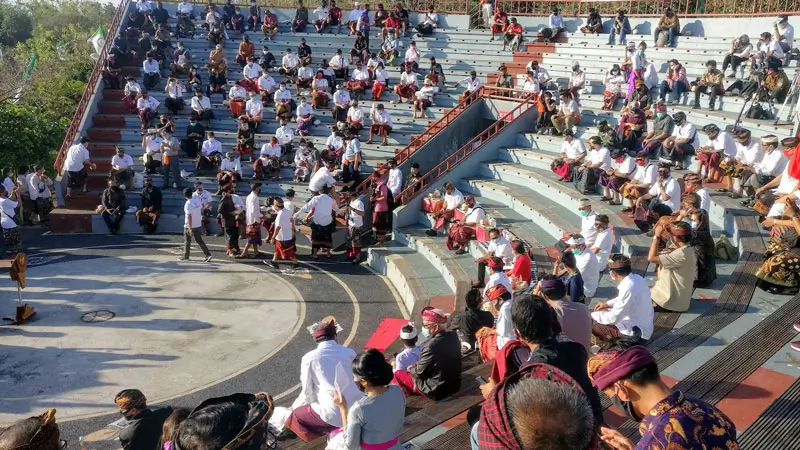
[{"left": 471, "top": 362, "right": 596, "bottom": 450}]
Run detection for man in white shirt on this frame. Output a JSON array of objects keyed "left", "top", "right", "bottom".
[
  {"left": 346, "top": 61, "right": 370, "bottom": 97},
  {"left": 742, "top": 135, "right": 787, "bottom": 203},
  {"left": 177, "top": 0, "right": 193, "bottom": 17},
  {"left": 142, "top": 53, "right": 160, "bottom": 90},
  {"left": 404, "top": 41, "right": 420, "bottom": 69},
  {"left": 257, "top": 72, "right": 276, "bottom": 99},
  {"left": 385, "top": 158, "right": 403, "bottom": 198},
  {"left": 228, "top": 83, "right": 248, "bottom": 117},
  {"left": 332, "top": 84, "right": 351, "bottom": 122},
  {"left": 296, "top": 96, "right": 315, "bottom": 122},
  {"left": 341, "top": 133, "right": 361, "bottom": 187},
  {"left": 296, "top": 186, "right": 343, "bottom": 257},
  {"left": 29, "top": 165, "right": 53, "bottom": 225},
  {"left": 344, "top": 191, "right": 366, "bottom": 263},
  {"left": 136, "top": 91, "right": 160, "bottom": 130},
  {"left": 281, "top": 48, "right": 300, "bottom": 80},
  {"left": 180, "top": 188, "right": 213, "bottom": 262},
  {"left": 557, "top": 198, "right": 597, "bottom": 252},
  {"left": 551, "top": 92, "right": 580, "bottom": 135},
  {"left": 218, "top": 151, "right": 243, "bottom": 194},
  {"left": 190, "top": 90, "right": 214, "bottom": 123},
  {"left": 239, "top": 183, "right": 263, "bottom": 258},
  {"left": 266, "top": 197, "right": 298, "bottom": 269},
  {"left": 635, "top": 164, "right": 682, "bottom": 233},
  {"left": 661, "top": 112, "right": 699, "bottom": 169},
  {"left": 308, "top": 160, "right": 338, "bottom": 194},
  {"left": 552, "top": 130, "right": 586, "bottom": 181},
  {"left": 63, "top": 136, "right": 96, "bottom": 198},
  {"left": 275, "top": 317, "right": 363, "bottom": 440},
  {"left": 548, "top": 7, "right": 565, "bottom": 38},
  {"left": 576, "top": 136, "right": 611, "bottom": 193},
  {"left": 415, "top": 7, "right": 438, "bottom": 36},
  {"left": 245, "top": 91, "right": 263, "bottom": 131},
  {"left": 368, "top": 103, "right": 393, "bottom": 145},
  {"left": 455, "top": 70, "right": 481, "bottom": 103},
  {"left": 197, "top": 131, "right": 223, "bottom": 174},
  {"left": 757, "top": 137, "right": 799, "bottom": 218},
  {"left": 568, "top": 62, "right": 586, "bottom": 97},
  {"left": 683, "top": 174, "right": 710, "bottom": 212},
  {"left": 591, "top": 215, "right": 614, "bottom": 271},
  {"left": 275, "top": 119, "right": 295, "bottom": 163},
  {"left": 474, "top": 229, "right": 514, "bottom": 287},
  {"left": 346, "top": 100, "right": 364, "bottom": 132},
  {"left": 111, "top": 146, "right": 135, "bottom": 187},
  {"left": 697, "top": 123, "right": 736, "bottom": 181},
  {"left": 256, "top": 136, "right": 281, "bottom": 180},
  {"left": 164, "top": 78, "right": 186, "bottom": 115},
  {"left": 426, "top": 181, "right": 464, "bottom": 235},
  {"left": 296, "top": 61, "right": 315, "bottom": 91},
  {"left": 722, "top": 128, "right": 762, "bottom": 199},
  {"left": 567, "top": 234, "right": 600, "bottom": 298},
  {"left": 622, "top": 151, "right": 659, "bottom": 213},
  {"left": 446, "top": 195, "right": 487, "bottom": 254},
  {"left": 474, "top": 259, "right": 514, "bottom": 360},
  {"left": 759, "top": 31, "right": 786, "bottom": 67},
  {"left": 395, "top": 67, "right": 419, "bottom": 103},
  {"left": 329, "top": 48, "right": 349, "bottom": 80},
  {"left": 347, "top": 2, "right": 362, "bottom": 34},
  {"left": 774, "top": 15, "right": 795, "bottom": 52},
  {"left": 591, "top": 254, "right": 654, "bottom": 342}
]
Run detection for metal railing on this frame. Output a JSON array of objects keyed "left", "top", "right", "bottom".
[
  {"left": 395, "top": 86, "right": 536, "bottom": 205},
  {"left": 160, "top": 0, "right": 473, "bottom": 13},
  {"left": 491, "top": 0, "right": 800, "bottom": 17},
  {"left": 54, "top": 0, "right": 132, "bottom": 174},
  {"left": 351, "top": 86, "right": 483, "bottom": 197}
]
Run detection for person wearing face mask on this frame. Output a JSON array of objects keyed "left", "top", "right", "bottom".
[
  {"left": 590, "top": 215, "right": 615, "bottom": 271},
  {"left": 648, "top": 221, "right": 696, "bottom": 312},
  {"left": 472, "top": 229, "right": 514, "bottom": 288},
  {"left": 568, "top": 62, "right": 585, "bottom": 99},
  {"left": 557, "top": 198, "right": 597, "bottom": 251},
  {"left": 589, "top": 342, "right": 738, "bottom": 450},
  {"left": 591, "top": 254, "right": 653, "bottom": 343},
  {"left": 654, "top": 7, "right": 680, "bottom": 48},
  {"left": 600, "top": 150, "right": 636, "bottom": 206},
  {"left": 659, "top": 112, "right": 697, "bottom": 169},
  {"left": 753, "top": 137, "right": 798, "bottom": 216},
  {"left": 265, "top": 197, "right": 299, "bottom": 270},
  {"left": 641, "top": 102, "right": 674, "bottom": 158},
  {"left": 696, "top": 123, "right": 735, "bottom": 182},
  {"left": 773, "top": 15, "right": 795, "bottom": 52},
  {"left": 658, "top": 59, "right": 688, "bottom": 104},
  {"left": 395, "top": 65, "right": 419, "bottom": 104},
  {"left": 502, "top": 17, "right": 524, "bottom": 52},
  {"left": 552, "top": 92, "right": 580, "bottom": 136},
  {"left": 740, "top": 135, "right": 786, "bottom": 206},
  {"left": 608, "top": 9, "right": 630, "bottom": 45},
  {"left": 602, "top": 64, "right": 625, "bottom": 110},
  {"left": 575, "top": 136, "right": 610, "bottom": 195},
  {"left": 136, "top": 175, "right": 162, "bottom": 234},
  {"left": 566, "top": 234, "right": 600, "bottom": 299},
  {"left": 296, "top": 97, "right": 316, "bottom": 136},
  {"left": 580, "top": 8, "right": 602, "bottom": 34},
  {"left": 392, "top": 307, "right": 462, "bottom": 400},
  {"left": 634, "top": 163, "right": 681, "bottom": 233},
  {"left": 114, "top": 389, "right": 173, "bottom": 450},
  {"left": 621, "top": 151, "right": 658, "bottom": 214},
  {"left": 675, "top": 192, "right": 716, "bottom": 289},
  {"left": 625, "top": 42, "right": 647, "bottom": 101},
  {"left": 311, "top": 70, "right": 331, "bottom": 108},
  {"left": 692, "top": 60, "right": 724, "bottom": 111},
  {"left": 474, "top": 280, "right": 514, "bottom": 362},
  {"left": 274, "top": 83, "right": 295, "bottom": 122}
]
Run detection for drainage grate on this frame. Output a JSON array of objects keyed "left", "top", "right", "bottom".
[{"left": 81, "top": 310, "right": 116, "bottom": 323}]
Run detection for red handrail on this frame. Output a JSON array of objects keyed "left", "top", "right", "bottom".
[
  {"left": 493, "top": 0, "right": 800, "bottom": 17},
  {"left": 54, "top": 0, "right": 132, "bottom": 174},
  {"left": 352, "top": 86, "right": 484, "bottom": 197},
  {"left": 396, "top": 86, "right": 536, "bottom": 205}
]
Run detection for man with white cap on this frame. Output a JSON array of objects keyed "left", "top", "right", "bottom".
[
  {"left": 565, "top": 234, "right": 599, "bottom": 299},
  {"left": 392, "top": 306, "right": 462, "bottom": 400},
  {"left": 273, "top": 316, "right": 364, "bottom": 442},
  {"left": 347, "top": 2, "right": 362, "bottom": 34},
  {"left": 591, "top": 254, "right": 653, "bottom": 343}
]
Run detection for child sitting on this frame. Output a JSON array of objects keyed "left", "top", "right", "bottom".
[{"left": 394, "top": 322, "right": 422, "bottom": 372}]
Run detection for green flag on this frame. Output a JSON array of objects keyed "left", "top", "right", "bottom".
[{"left": 22, "top": 52, "right": 37, "bottom": 80}]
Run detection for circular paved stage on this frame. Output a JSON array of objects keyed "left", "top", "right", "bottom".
[{"left": 0, "top": 233, "right": 403, "bottom": 442}]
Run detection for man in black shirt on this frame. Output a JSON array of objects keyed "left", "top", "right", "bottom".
[
  {"left": 479, "top": 294, "right": 605, "bottom": 426},
  {"left": 455, "top": 287, "right": 494, "bottom": 352},
  {"left": 297, "top": 38, "right": 312, "bottom": 66},
  {"left": 151, "top": 1, "right": 170, "bottom": 27},
  {"left": 115, "top": 389, "right": 173, "bottom": 450}
]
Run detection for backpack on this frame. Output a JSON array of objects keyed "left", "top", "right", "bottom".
[
  {"left": 746, "top": 102, "right": 772, "bottom": 120},
  {"left": 714, "top": 234, "right": 737, "bottom": 260}
]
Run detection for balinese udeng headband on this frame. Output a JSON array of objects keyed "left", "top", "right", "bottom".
[
  {"left": 588, "top": 346, "right": 656, "bottom": 391},
  {"left": 670, "top": 223, "right": 692, "bottom": 236},
  {"left": 539, "top": 278, "right": 562, "bottom": 289},
  {"left": 566, "top": 235, "right": 585, "bottom": 246},
  {"left": 607, "top": 255, "right": 631, "bottom": 270},
  {"left": 400, "top": 322, "right": 418, "bottom": 340},
  {"left": 307, "top": 316, "right": 343, "bottom": 339}
]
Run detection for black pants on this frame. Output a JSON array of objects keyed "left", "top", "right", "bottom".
[
  {"left": 181, "top": 138, "right": 201, "bottom": 159},
  {"left": 477, "top": 261, "right": 488, "bottom": 286},
  {"left": 184, "top": 227, "right": 211, "bottom": 258},
  {"left": 694, "top": 85, "right": 723, "bottom": 107},
  {"left": 416, "top": 23, "right": 434, "bottom": 36},
  {"left": 226, "top": 225, "right": 241, "bottom": 252},
  {"left": 722, "top": 54, "right": 746, "bottom": 73},
  {"left": 660, "top": 143, "right": 695, "bottom": 162},
  {"left": 102, "top": 211, "right": 125, "bottom": 234},
  {"left": 143, "top": 72, "right": 160, "bottom": 90}
]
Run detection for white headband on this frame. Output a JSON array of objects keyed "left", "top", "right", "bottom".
[
  {"left": 306, "top": 321, "right": 344, "bottom": 336},
  {"left": 400, "top": 322, "right": 418, "bottom": 340}
]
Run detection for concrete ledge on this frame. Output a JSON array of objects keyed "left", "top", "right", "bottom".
[
  {"left": 50, "top": 208, "right": 93, "bottom": 234},
  {"left": 401, "top": 234, "right": 472, "bottom": 312},
  {"left": 367, "top": 248, "right": 428, "bottom": 318}
]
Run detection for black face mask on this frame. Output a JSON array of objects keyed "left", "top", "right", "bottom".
[{"left": 611, "top": 394, "right": 643, "bottom": 422}]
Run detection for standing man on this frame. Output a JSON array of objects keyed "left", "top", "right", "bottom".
[
  {"left": 180, "top": 188, "right": 212, "bottom": 262},
  {"left": 240, "top": 183, "right": 263, "bottom": 258},
  {"left": 266, "top": 197, "right": 299, "bottom": 270},
  {"left": 63, "top": 136, "right": 96, "bottom": 199},
  {"left": 345, "top": 191, "right": 365, "bottom": 263},
  {"left": 385, "top": 158, "right": 403, "bottom": 202}
]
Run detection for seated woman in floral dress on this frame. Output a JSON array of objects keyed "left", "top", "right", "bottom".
[{"left": 757, "top": 197, "right": 800, "bottom": 295}]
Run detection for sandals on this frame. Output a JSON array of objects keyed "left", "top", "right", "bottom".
[
  {"left": 621, "top": 207, "right": 633, "bottom": 213},
  {"left": 608, "top": 201, "right": 622, "bottom": 206},
  {"left": 728, "top": 193, "right": 742, "bottom": 199},
  {"left": 717, "top": 188, "right": 729, "bottom": 193}
]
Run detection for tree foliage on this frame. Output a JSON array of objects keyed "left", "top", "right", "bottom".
[
  {"left": 0, "top": 103, "right": 66, "bottom": 172},
  {"left": 0, "top": 0, "right": 115, "bottom": 169}
]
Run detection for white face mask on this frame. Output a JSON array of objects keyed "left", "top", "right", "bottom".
[{"left": 279, "top": 85, "right": 286, "bottom": 91}]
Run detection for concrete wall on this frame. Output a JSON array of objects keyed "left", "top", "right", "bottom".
[{"left": 394, "top": 101, "right": 538, "bottom": 228}]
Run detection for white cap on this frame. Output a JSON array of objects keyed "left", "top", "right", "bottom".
[
  {"left": 566, "top": 235, "right": 585, "bottom": 246},
  {"left": 399, "top": 322, "right": 418, "bottom": 340},
  {"left": 354, "top": 1, "right": 361, "bottom": 5}
]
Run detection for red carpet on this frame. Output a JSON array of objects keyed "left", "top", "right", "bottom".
[{"left": 364, "top": 318, "right": 410, "bottom": 352}]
